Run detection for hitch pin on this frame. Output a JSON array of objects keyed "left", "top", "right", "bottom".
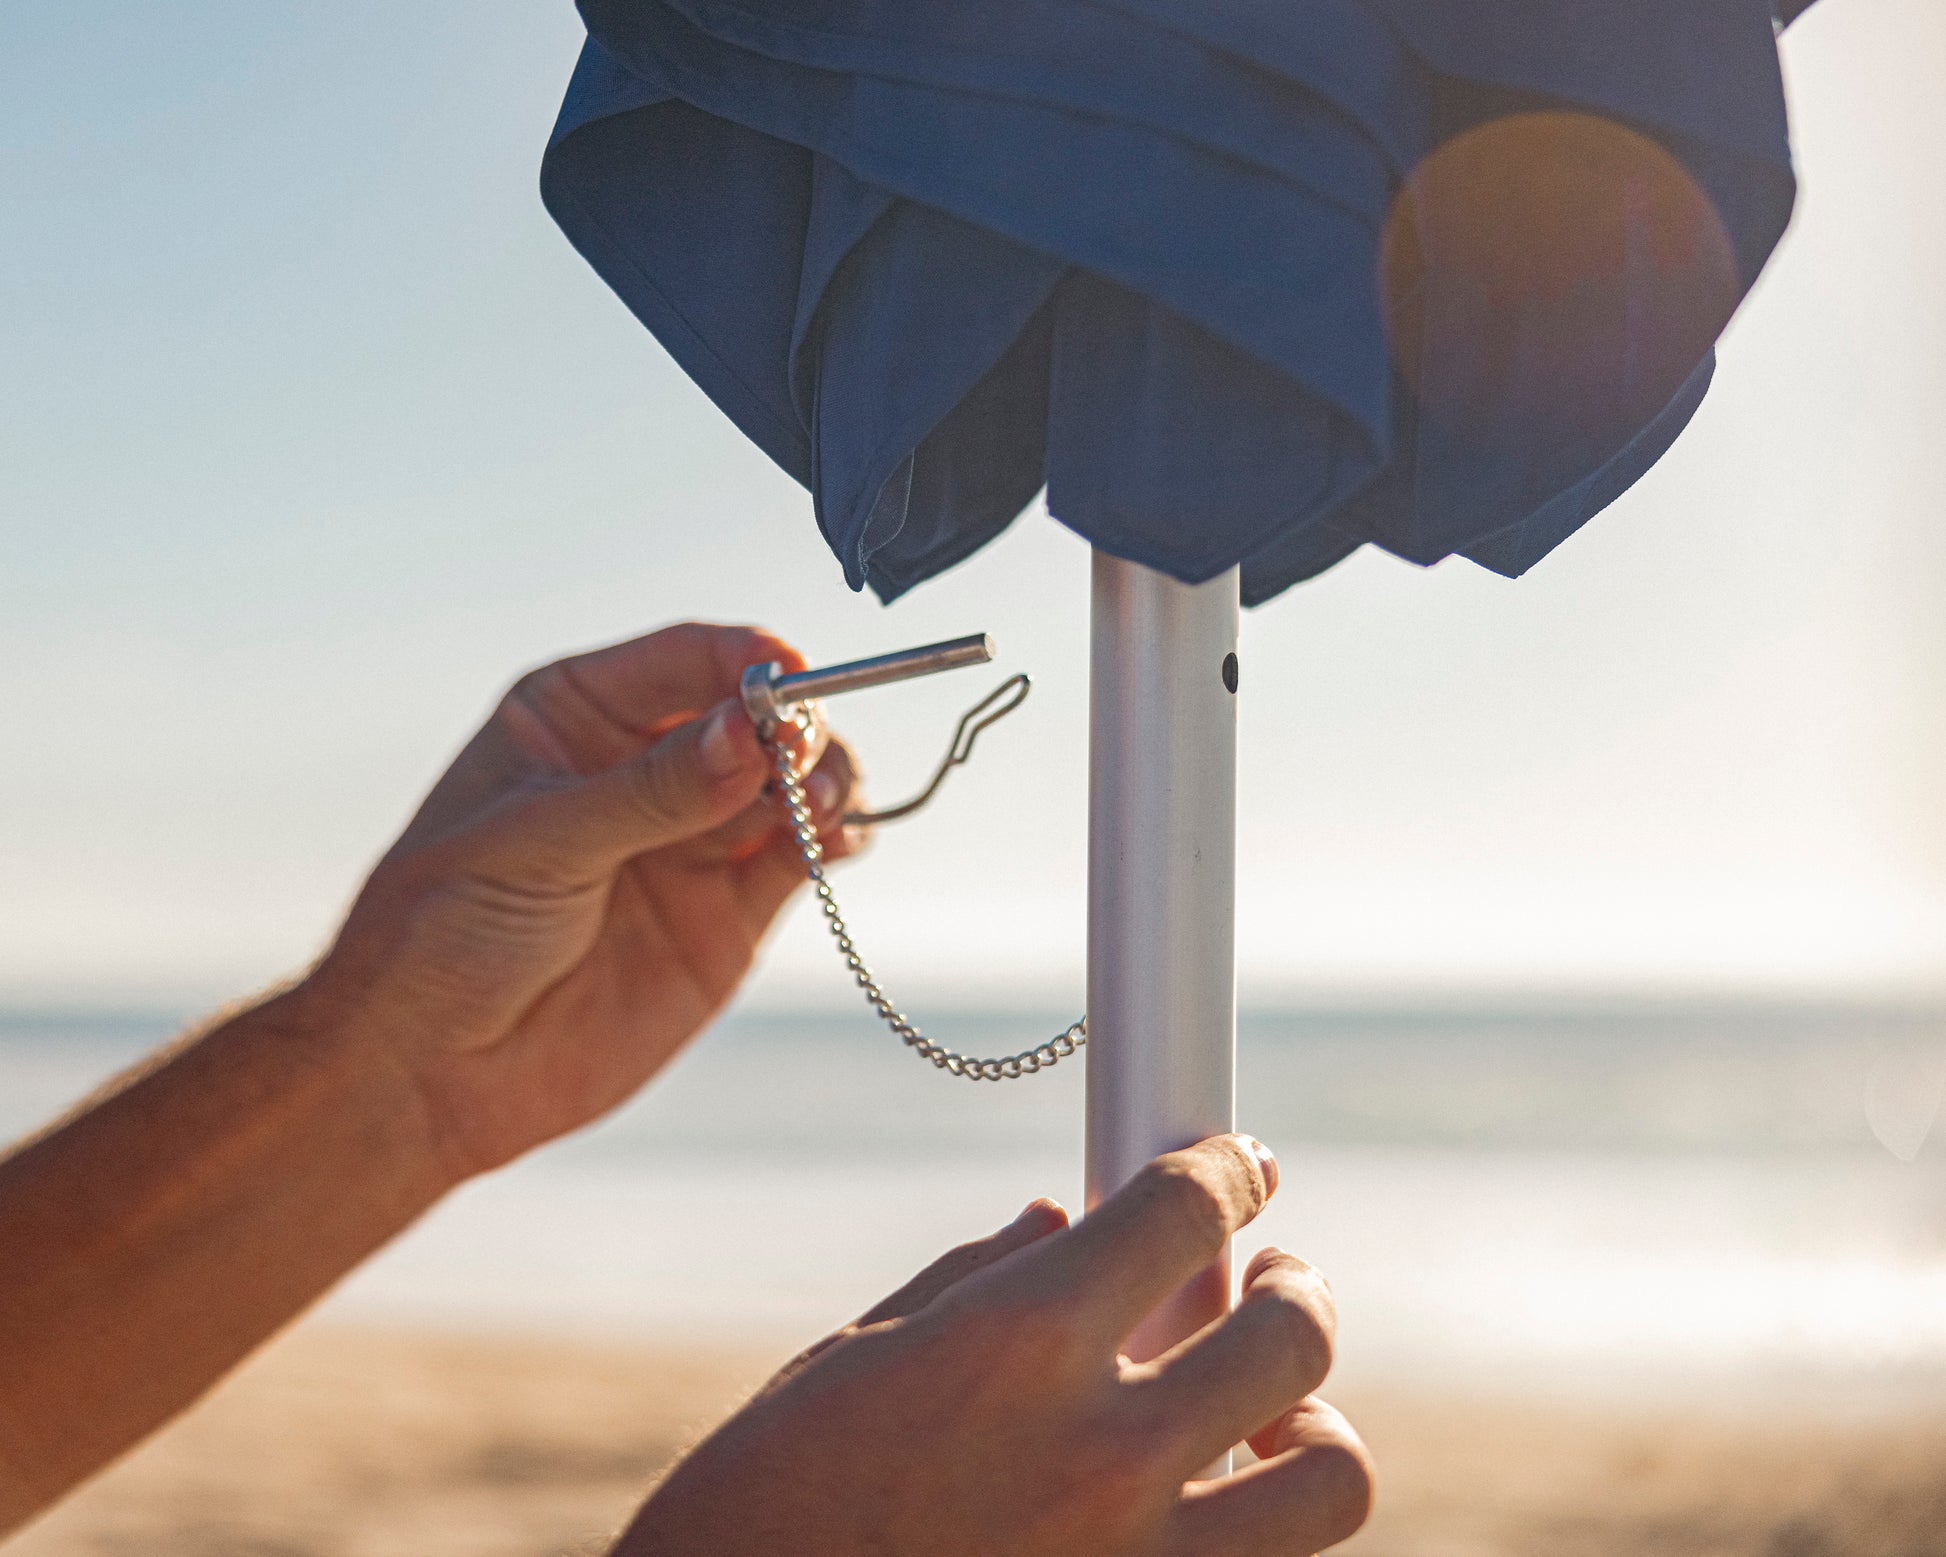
[
  {"left": 739, "top": 634, "right": 1029, "bottom": 827},
  {"left": 739, "top": 633, "right": 995, "bottom": 734}
]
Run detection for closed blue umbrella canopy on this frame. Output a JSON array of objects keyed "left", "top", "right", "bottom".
[{"left": 543, "top": 0, "right": 1818, "bottom": 605}]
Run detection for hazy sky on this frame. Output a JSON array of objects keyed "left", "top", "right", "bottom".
[{"left": 2, "top": 1, "right": 1942, "bottom": 1011}]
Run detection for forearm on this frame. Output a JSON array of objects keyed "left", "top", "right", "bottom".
[
  {"left": 0, "top": 621, "right": 848, "bottom": 1533},
  {"left": 0, "top": 983, "right": 454, "bottom": 1531}
]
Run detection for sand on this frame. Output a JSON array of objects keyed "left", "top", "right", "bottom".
[{"left": 8, "top": 1324, "right": 1945, "bottom": 1557}]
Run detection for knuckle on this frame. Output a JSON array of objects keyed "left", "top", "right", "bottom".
[
  {"left": 1062, "top": 1423, "right": 1181, "bottom": 1532},
  {"left": 1075, "top": 1417, "right": 1154, "bottom": 1480},
  {"left": 642, "top": 621, "right": 716, "bottom": 666},
  {"left": 1304, "top": 1438, "right": 1377, "bottom": 1546},
  {"left": 1136, "top": 1157, "right": 1234, "bottom": 1250},
  {"left": 701, "top": 620, "right": 768, "bottom": 659},
  {"left": 503, "top": 662, "right": 558, "bottom": 714},
  {"left": 1246, "top": 1281, "right": 1335, "bottom": 1390},
  {"left": 1175, "top": 1134, "right": 1268, "bottom": 1210},
  {"left": 1205, "top": 1133, "right": 1272, "bottom": 1209}
]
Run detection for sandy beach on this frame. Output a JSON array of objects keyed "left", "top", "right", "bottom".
[
  {"left": 10, "top": 1320, "right": 1945, "bottom": 1557},
  {"left": 9, "top": 1009, "right": 1946, "bottom": 1554}
]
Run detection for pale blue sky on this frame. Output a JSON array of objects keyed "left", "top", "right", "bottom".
[{"left": 2, "top": 2, "right": 1942, "bottom": 1010}]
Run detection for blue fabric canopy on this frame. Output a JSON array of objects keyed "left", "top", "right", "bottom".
[{"left": 544, "top": 0, "right": 1818, "bottom": 605}]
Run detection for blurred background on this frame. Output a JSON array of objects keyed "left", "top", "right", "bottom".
[{"left": 3, "top": 3, "right": 1945, "bottom": 1553}]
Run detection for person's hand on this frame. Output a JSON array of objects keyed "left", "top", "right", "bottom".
[
  {"left": 297, "top": 622, "right": 860, "bottom": 1179},
  {"left": 0, "top": 621, "right": 867, "bottom": 1528},
  {"left": 619, "top": 1135, "right": 1373, "bottom": 1557}
]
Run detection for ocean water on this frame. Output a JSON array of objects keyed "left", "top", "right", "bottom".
[{"left": 5, "top": 1003, "right": 1945, "bottom": 1402}]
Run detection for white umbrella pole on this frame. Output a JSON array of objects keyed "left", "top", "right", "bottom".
[{"left": 1086, "top": 552, "right": 1240, "bottom": 1365}]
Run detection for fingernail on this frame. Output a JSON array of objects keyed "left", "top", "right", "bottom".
[
  {"left": 1244, "top": 1136, "right": 1279, "bottom": 1200},
  {"left": 698, "top": 703, "right": 752, "bottom": 779},
  {"left": 1009, "top": 1199, "right": 1065, "bottom": 1233},
  {"left": 807, "top": 767, "right": 842, "bottom": 816}
]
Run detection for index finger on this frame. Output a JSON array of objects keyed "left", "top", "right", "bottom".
[
  {"left": 1011, "top": 1135, "right": 1277, "bottom": 1348},
  {"left": 516, "top": 623, "right": 806, "bottom": 770}
]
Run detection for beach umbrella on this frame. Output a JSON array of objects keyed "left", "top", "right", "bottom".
[{"left": 542, "top": 0, "right": 1820, "bottom": 1370}]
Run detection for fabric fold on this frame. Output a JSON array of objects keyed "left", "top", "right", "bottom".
[{"left": 543, "top": 0, "right": 1815, "bottom": 603}]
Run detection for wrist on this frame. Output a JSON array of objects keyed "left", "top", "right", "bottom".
[{"left": 249, "top": 967, "right": 471, "bottom": 1203}]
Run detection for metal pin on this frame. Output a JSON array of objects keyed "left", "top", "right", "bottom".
[{"left": 740, "top": 633, "right": 994, "bottom": 733}]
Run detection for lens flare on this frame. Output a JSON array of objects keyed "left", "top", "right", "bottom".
[{"left": 1380, "top": 111, "right": 1742, "bottom": 455}]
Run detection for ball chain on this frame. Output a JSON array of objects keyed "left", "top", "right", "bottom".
[{"left": 769, "top": 719, "right": 1086, "bottom": 1081}]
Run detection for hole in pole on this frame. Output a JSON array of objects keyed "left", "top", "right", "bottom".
[{"left": 1221, "top": 652, "right": 1239, "bottom": 694}]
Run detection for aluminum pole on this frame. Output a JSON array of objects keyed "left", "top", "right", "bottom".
[{"left": 1086, "top": 552, "right": 1240, "bottom": 1367}]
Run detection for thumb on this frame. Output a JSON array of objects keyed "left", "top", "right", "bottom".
[{"left": 487, "top": 700, "right": 772, "bottom": 880}]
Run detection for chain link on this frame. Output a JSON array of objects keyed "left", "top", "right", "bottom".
[{"left": 768, "top": 721, "right": 1085, "bottom": 1081}]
